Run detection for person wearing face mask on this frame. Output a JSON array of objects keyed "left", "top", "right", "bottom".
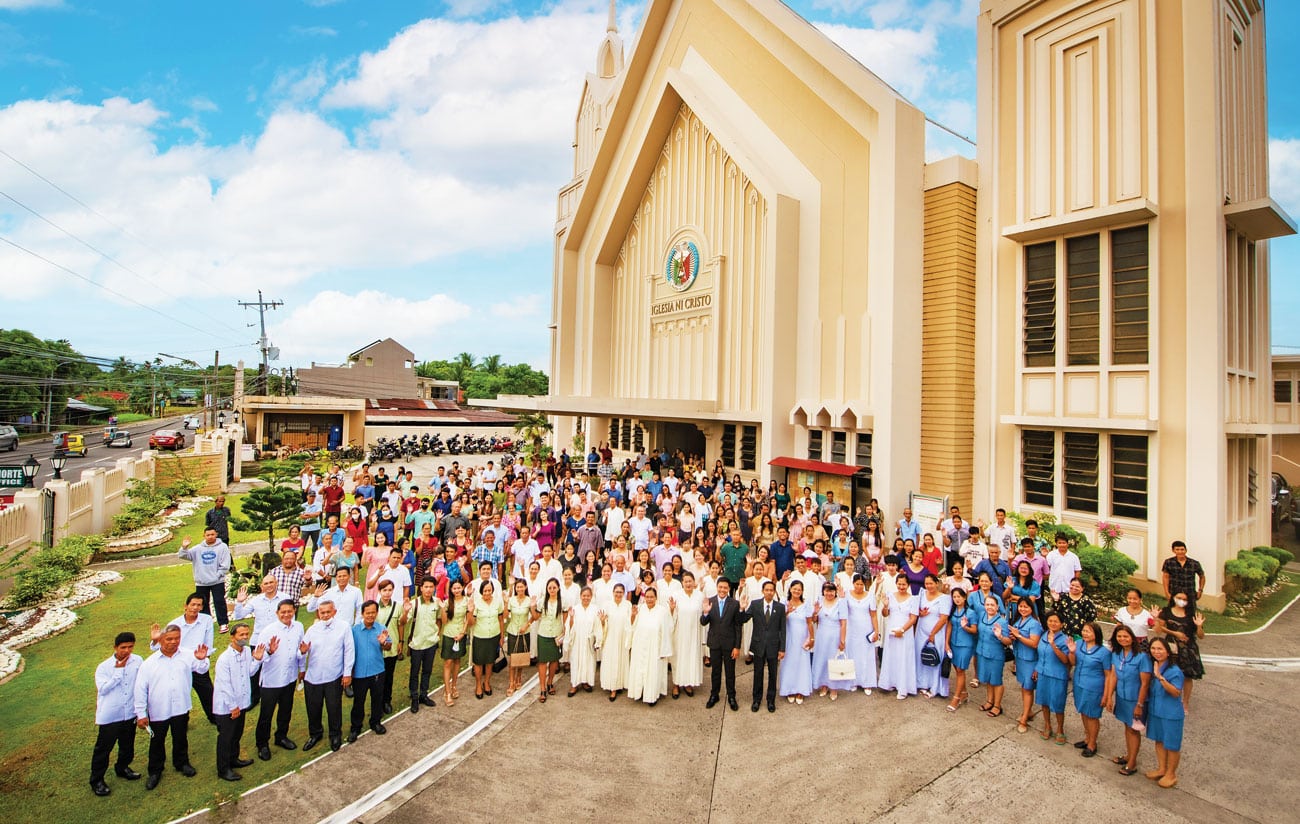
[
  {"left": 299, "top": 600, "right": 355, "bottom": 753},
  {"left": 252, "top": 599, "right": 305, "bottom": 761},
  {"left": 150, "top": 593, "right": 217, "bottom": 725},
  {"left": 212, "top": 624, "right": 266, "bottom": 781},
  {"left": 90, "top": 632, "right": 144, "bottom": 796},
  {"left": 1153, "top": 590, "right": 1204, "bottom": 710}
]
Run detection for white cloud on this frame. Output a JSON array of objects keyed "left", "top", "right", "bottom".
[
  {"left": 816, "top": 23, "right": 938, "bottom": 102},
  {"left": 268, "top": 290, "right": 473, "bottom": 362},
  {"left": 0, "top": 0, "right": 62, "bottom": 9},
  {"left": 1271, "top": 137, "right": 1300, "bottom": 216},
  {"left": 289, "top": 25, "right": 338, "bottom": 38},
  {"left": 489, "top": 294, "right": 544, "bottom": 318}
]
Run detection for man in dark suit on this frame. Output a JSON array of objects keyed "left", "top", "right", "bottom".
[
  {"left": 699, "top": 578, "right": 743, "bottom": 710},
  {"left": 741, "top": 580, "right": 786, "bottom": 712}
]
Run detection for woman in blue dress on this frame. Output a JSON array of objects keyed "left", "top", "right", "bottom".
[
  {"left": 1106, "top": 624, "right": 1152, "bottom": 776},
  {"left": 1005, "top": 560, "right": 1040, "bottom": 619},
  {"left": 1007, "top": 598, "right": 1042, "bottom": 733},
  {"left": 1144, "top": 637, "right": 1185, "bottom": 788},
  {"left": 1071, "top": 621, "right": 1112, "bottom": 758},
  {"left": 878, "top": 574, "right": 919, "bottom": 699},
  {"left": 842, "top": 574, "right": 879, "bottom": 694},
  {"left": 778, "top": 581, "right": 815, "bottom": 703},
  {"left": 915, "top": 574, "right": 951, "bottom": 698},
  {"left": 1035, "top": 611, "right": 1071, "bottom": 744},
  {"left": 811, "top": 583, "right": 850, "bottom": 699},
  {"left": 974, "top": 593, "right": 1010, "bottom": 717},
  {"left": 945, "top": 588, "right": 976, "bottom": 712}
]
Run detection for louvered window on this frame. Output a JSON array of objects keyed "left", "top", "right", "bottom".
[
  {"left": 807, "top": 430, "right": 823, "bottom": 461},
  {"left": 1022, "top": 430, "right": 1055, "bottom": 507},
  {"left": 740, "top": 426, "right": 757, "bottom": 471},
  {"left": 1111, "top": 226, "right": 1149, "bottom": 365},
  {"left": 722, "top": 424, "right": 736, "bottom": 467},
  {"left": 1024, "top": 241, "right": 1057, "bottom": 367},
  {"left": 1063, "top": 432, "right": 1100, "bottom": 513},
  {"left": 1111, "top": 435, "right": 1149, "bottom": 519},
  {"left": 1066, "top": 235, "right": 1101, "bottom": 365}
]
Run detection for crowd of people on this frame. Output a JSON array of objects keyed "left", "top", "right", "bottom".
[{"left": 91, "top": 445, "right": 1208, "bottom": 797}]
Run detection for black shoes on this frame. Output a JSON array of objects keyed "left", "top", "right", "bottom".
[
  {"left": 706, "top": 695, "right": 719, "bottom": 709},
  {"left": 410, "top": 698, "right": 419, "bottom": 714},
  {"left": 347, "top": 730, "right": 360, "bottom": 744},
  {"left": 116, "top": 768, "right": 141, "bottom": 780},
  {"left": 302, "top": 736, "right": 321, "bottom": 752},
  {"left": 768, "top": 702, "right": 776, "bottom": 713},
  {"left": 90, "top": 780, "right": 111, "bottom": 797},
  {"left": 345, "top": 686, "right": 354, "bottom": 698},
  {"left": 232, "top": 758, "right": 254, "bottom": 768},
  {"left": 751, "top": 702, "right": 760, "bottom": 712},
  {"left": 275, "top": 737, "right": 297, "bottom": 750},
  {"left": 728, "top": 698, "right": 739, "bottom": 711},
  {"left": 177, "top": 763, "right": 197, "bottom": 777},
  {"left": 145, "top": 773, "right": 161, "bottom": 790},
  {"left": 258, "top": 747, "right": 272, "bottom": 761},
  {"left": 371, "top": 723, "right": 387, "bottom": 735},
  {"left": 420, "top": 696, "right": 437, "bottom": 707},
  {"left": 329, "top": 736, "right": 342, "bottom": 752},
  {"left": 218, "top": 769, "right": 242, "bottom": 782},
  {"left": 383, "top": 703, "right": 393, "bottom": 715}
]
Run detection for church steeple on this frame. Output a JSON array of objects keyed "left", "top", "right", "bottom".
[{"left": 596, "top": 0, "right": 624, "bottom": 79}]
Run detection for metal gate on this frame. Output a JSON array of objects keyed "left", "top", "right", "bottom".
[{"left": 40, "top": 486, "right": 55, "bottom": 547}]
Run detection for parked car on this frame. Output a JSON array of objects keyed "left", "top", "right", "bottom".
[
  {"left": 1272, "top": 471, "right": 1295, "bottom": 533},
  {"left": 104, "top": 431, "right": 133, "bottom": 448},
  {"left": 0, "top": 425, "right": 17, "bottom": 451},
  {"left": 52, "top": 432, "right": 89, "bottom": 457},
  {"left": 149, "top": 429, "right": 185, "bottom": 450}
]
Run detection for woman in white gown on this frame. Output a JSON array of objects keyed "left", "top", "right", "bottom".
[
  {"left": 599, "top": 583, "right": 633, "bottom": 700},
  {"left": 590, "top": 563, "right": 615, "bottom": 613},
  {"left": 811, "top": 583, "right": 851, "bottom": 699},
  {"left": 842, "top": 574, "right": 879, "bottom": 693},
  {"left": 667, "top": 571, "right": 705, "bottom": 697},
  {"left": 914, "top": 573, "right": 952, "bottom": 698},
  {"left": 878, "top": 573, "right": 920, "bottom": 699},
  {"left": 625, "top": 588, "right": 674, "bottom": 705},
  {"left": 778, "top": 580, "right": 815, "bottom": 703},
  {"left": 559, "top": 567, "right": 582, "bottom": 672},
  {"left": 566, "top": 586, "right": 601, "bottom": 695}
]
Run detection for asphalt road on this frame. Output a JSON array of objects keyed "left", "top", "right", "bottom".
[{"left": 0, "top": 414, "right": 192, "bottom": 489}]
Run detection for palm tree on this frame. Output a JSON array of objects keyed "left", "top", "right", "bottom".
[
  {"left": 451, "top": 352, "right": 476, "bottom": 383},
  {"left": 513, "top": 412, "right": 553, "bottom": 462},
  {"left": 480, "top": 354, "right": 503, "bottom": 375}
]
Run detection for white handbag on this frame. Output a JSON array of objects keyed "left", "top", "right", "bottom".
[{"left": 828, "top": 651, "right": 856, "bottom": 681}]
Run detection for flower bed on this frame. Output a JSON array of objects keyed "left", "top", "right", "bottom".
[
  {"left": 101, "top": 495, "right": 211, "bottom": 554},
  {"left": 0, "top": 570, "right": 123, "bottom": 684}
]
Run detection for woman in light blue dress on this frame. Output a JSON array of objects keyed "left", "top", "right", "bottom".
[
  {"left": 1144, "top": 637, "right": 1185, "bottom": 788},
  {"left": 877, "top": 574, "right": 919, "bottom": 699},
  {"left": 1008, "top": 598, "right": 1042, "bottom": 733},
  {"left": 1035, "top": 611, "right": 1071, "bottom": 744},
  {"left": 842, "top": 574, "right": 879, "bottom": 694},
  {"left": 914, "top": 574, "right": 951, "bottom": 698},
  {"left": 811, "top": 583, "right": 850, "bottom": 699},
  {"left": 1107, "top": 624, "right": 1151, "bottom": 776},
  {"left": 1071, "top": 621, "right": 1112, "bottom": 758},
  {"left": 778, "top": 580, "right": 814, "bottom": 703},
  {"left": 974, "top": 593, "right": 1010, "bottom": 718},
  {"left": 945, "top": 588, "right": 976, "bottom": 712}
]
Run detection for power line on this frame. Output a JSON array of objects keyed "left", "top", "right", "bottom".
[
  {"left": 0, "top": 187, "right": 250, "bottom": 338},
  {"left": 0, "top": 232, "right": 248, "bottom": 343}
]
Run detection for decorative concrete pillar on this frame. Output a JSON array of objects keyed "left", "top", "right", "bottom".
[
  {"left": 12, "top": 488, "right": 42, "bottom": 548},
  {"left": 46, "top": 479, "right": 70, "bottom": 543},
  {"left": 82, "top": 467, "right": 107, "bottom": 534}
]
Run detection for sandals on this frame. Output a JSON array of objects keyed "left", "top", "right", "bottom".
[
  {"left": 986, "top": 706, "right": 1003, "bottom": 718},
  {"left": 945, "top": 704, "right": 958, "bottom": 713},
  {"left": 1118, "top": 766, "right": 1137, "bottom": 776},
  {"left": 1081, "top": 747, "right": 1097, "bottom": 758},
  {"left": 547, "top": 684, "right": 556, "bottom": 696},
  {"left": 1040, "top": 729, "right": 1053, "bottom": 741},
  {"left": 567, "top": 688, "right": 578, "bottom": 698},
  {"left": 978, "top": 702, "right": 994, "bottom": 713},
  {"left": 1111, "top": 755, "right": 1128, "bottom": 764},
  {"left": 1017, "top": 722, "right": 1028, "bottom": 733},
  {"left": 1054, "top": 733, "right": 1067, "bottom": 745},
  {"left": 539, "top": 693, "right": 547, "bottom": 703}
]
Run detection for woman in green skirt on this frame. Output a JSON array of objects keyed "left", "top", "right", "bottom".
[
  {"left": 533, "top": 577, "right": 567, "bottom": 702},
  {"left": 505, "top": 578, "right": 534, "bottom": 697},
  {"left": 440, "top": 579, "right": 469, "bottom": 705},
  {"left": 467, "top": 579, "right": 506, "bottom": 699}
]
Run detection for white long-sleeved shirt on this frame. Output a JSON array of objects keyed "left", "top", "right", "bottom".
[
  {"left": 151, "top": 612, "right": 215, "bottom": 653},
  {"left": 302, "top": 618, "right": 355, "bottom": 684},
  {"left": 233, "top": 592, "right": 281, "bottom": 628},
  {"left": 212, "top": 644, "right": 262, "bottom": 715},
  {"left": 95, "top": 653, "right": 143, "bottom": 725},
  {"left": 134, "top": 650, "right": 208, "bottom": 721},
  {"left": 254, "top": 620, "right": 306, "bottom": 688},
  {"left": 307, "top": 585, "right": 363, "bottom": 626}
]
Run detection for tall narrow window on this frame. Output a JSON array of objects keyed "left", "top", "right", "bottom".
[
  {"left": 609, "top": 418, "right": 620, "bottom": 446},
  {"left": 855, "top": 433, "right": 873, "bottom": 470},
  {"left": 740, "top": 426, "right": 757, "bottom": 471},
  {"left": 807, "top": 430, "right": 823, "bottom": 462},
  {"left": 1111, "top": 434, "right": 1149, "bottom": 519},
  {"left": 1024, "top": 242, "right": 1057, "bottom": 367},
  {"left": 830, "top": 431, "right": 847, "bottom": 464},
  {"left": 632, "top": 422, "right": 644, "bottom": 452},
  {"left": 619, "top": 418, "right": 632, "bottom": 451},
  {"left": 721, "top": 424, "right": 736, "bottom": 467},
  {"left": 1063, "top": 432, "right": 1100, "bottom": 513},
  {"left": 1021, "top": 429, "right": 1055, "bottom": 507},
  {"left": 1066, "top": 234, "right": 1101, "bottom": 365},
  {"left": 1111, "top": 226, "right": 1150, "bottom": 365},
  {"left": 1276, "top": 380, "right": 1293, "bottom": 403}
]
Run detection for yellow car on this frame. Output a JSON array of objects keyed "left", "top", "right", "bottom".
[{"left": 52, "top": 432, "right": 89, "bottom": 457}]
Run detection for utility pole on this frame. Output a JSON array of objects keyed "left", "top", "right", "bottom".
[
  {"left": 211, "top": 350, "right": 220, "bottom": 428},
  {"left": 238, "top": 290, "right": 283, "bottom": 395}
]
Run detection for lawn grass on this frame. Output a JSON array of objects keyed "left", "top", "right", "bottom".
[
  {"left": 109, "top": 494, "right": 274, "bottom": 560},
  {"left": 0, "top": 563, "right": 439, "bottom": 824},
  {"left": 1134, "top": 576, "right": 1299, "bottom": 635}
]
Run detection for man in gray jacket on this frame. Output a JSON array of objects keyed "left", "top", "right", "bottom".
[{"left": 179, "top": 527, "right": 232, "bottom": 631}]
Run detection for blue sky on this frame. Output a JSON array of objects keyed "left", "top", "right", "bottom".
[{"left": 0, "top": 0, "right": 1297, "bottom": 371}]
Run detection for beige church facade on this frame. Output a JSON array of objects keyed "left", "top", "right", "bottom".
[{"left": 495, "top": 0, "right": 1294, "bottom": 608}]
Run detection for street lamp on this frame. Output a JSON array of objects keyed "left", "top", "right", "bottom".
[
  {"left": 22, "top": 455, "right": 39, "bottom": 488},
  {"left": 217, "top": 412, "right": 227, "bottom": 429},
  {"left": 51, "top": 450, "right": 67, "bottom": 480}
]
